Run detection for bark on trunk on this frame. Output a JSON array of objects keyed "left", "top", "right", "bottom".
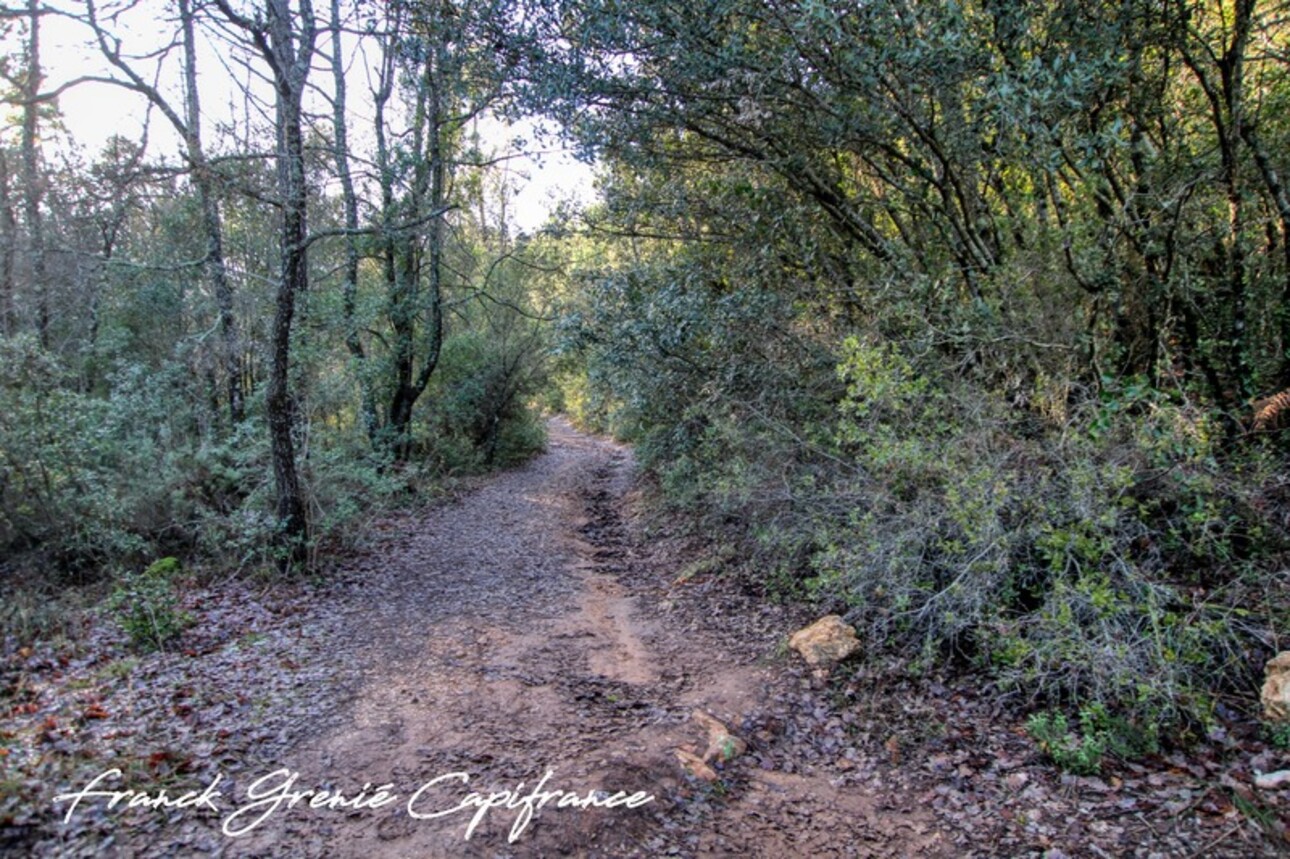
[
  {"left": 387, "top": 43, "right": 447, "bottom": 462},
  {"left": 182, "top": 0, "right": 244, "bottom": 425},
  {"left": 267, "top": 0, "right": 314, "bottom": 569},
  {"left": 329, "top": 0, "right": 377, "bottom": 445},
  {"left": 21, "top": 0, "right": 48, "bottom": 349},
  {"left": 215, "top": 0, "right": 316, "bottom": 569},
  {"left": 0, "top": 151, "right": 15, "bottom": 337}
]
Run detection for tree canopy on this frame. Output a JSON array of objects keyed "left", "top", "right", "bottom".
[{"left": 1, "top": 0, "right": 1288, "bottom": 743}]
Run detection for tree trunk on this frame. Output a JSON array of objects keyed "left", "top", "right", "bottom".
[
  {"left": 1220, "top": 0, "right": 1255, "bottom": 405},
  {"left": 376, "top": 21, "right": 447, "bottom": 464},
  {"left": 390, "top": 43, "right": 448, "bottom": 462},
  {"left": 329, "top": 0, "right": 377, "bottom": 445},
  {"left": 216, "top": 0, "right": 317, "bottom": 569},
  {"left": 181, "top": 0, "right": 244, "bottom": 425},
  {"left": 267, "top": 0, "right": 314, "bottom": 569},
  {"left": 1178, "top": 0, "right": 1254, "bottom": 411},
  {"left": 21, "top": 0, "right": 48, "bottom": 349},
  {"left": 0, "top": 150, "right": 15, "bottom": 337}
]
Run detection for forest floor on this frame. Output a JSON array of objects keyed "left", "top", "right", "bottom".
[{"left": 2, "top": 418, "right": 1288, "bottom": 857}]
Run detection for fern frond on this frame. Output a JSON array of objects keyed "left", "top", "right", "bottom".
[{"left": 1253, "top": 389, "right": 1290, "bottom": 432}]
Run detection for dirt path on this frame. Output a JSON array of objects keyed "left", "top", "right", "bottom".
[
  {"left": 12, "top": 418, "right": 1283, "bottom": 856},
  {"left": 9, "top": 419, "right": 1285, "bottom": 857},
  {"left": 226, "top": 418, "right": 944, "bottom": 857}
]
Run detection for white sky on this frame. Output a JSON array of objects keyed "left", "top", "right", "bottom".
[{"left": 37, "top": 0, "right": 595, "bottom": 234}]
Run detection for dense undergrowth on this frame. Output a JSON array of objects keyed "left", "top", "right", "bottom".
[
  {"left": 553, "top": 275, "right": 1290, "bottom": 749},
  {"left": 521, "top": 0, "right": 1290, "bottom": 754},
  {"left": 0, "top": 331, "right": 548, "bottom": 645}
]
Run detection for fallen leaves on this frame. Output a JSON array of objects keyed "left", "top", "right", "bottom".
[
  {"left": 885, "top": 734, "right": 902, "bottom": 765},
  {"left": 0, "top": 574, "right": 349, "bottom": 857},
  {"left": 2, "top": 423, "right": 1286, "bottom": 859}
]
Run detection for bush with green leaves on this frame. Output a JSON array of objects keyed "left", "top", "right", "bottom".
[
  {"left": 108, "top": 557, "right": 192, "bottom": 650},
  {"left": 421, "top": 331, "right": 548, "bottom": 472},
  {"left": 1026, "top": 711, "right": 1106, "bottom": 775},
  {"left": 0, "top": 336, "right": 197, "bottom": 568},
  {"left": 1027, "top": 703, "right": 1160, "bottom": 774},
  {"left": 566, "top": 284, "right": 1284, "bottom": 737},
  {"left": 0, "top": 335, "right": 298, "bottom": 574},
  {"left": 1264, "top": 723, "right": 1290, "bottom": 750},
  {"left": 807, "top": 346, "right": 1274, "bottom": 732}
]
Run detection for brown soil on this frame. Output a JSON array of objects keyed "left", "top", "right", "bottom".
[
  {"left": 227, "top": 417, "right": 946, "bottom": 857},
  {"left": 8, "top": 418, "right": 1286, "bottom": 857}
]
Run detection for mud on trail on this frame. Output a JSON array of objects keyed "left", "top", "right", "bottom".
[{"left": 228, "top": 418, "right": 945, "bottom": 857}]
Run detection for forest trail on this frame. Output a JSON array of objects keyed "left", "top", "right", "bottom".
[
  {"left": 232, "top": 417, "right": 946, "bottom": 857},
  {"left": 14, "top": 417, "right": 1279, "bottom": 857}
]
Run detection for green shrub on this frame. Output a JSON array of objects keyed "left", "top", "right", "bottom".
[
  {"left": 108, "top": 557, "right": 192, "bottom": 650},
  {"left": 0, "top": 337, "right": 274, "bottom": 572},
  {"left": 1264, "top": 722, "right": 1290, "bottom": 749},
  {"left": 1079, "top": 701, "right": 1160, "bottom": 760},
  {"left": 557, "top": 189, "right": 1285, "bottom": 742},
  {"left": 803, "top": 355, "right": 1275, "bottom": 733},
  {"left": 581, "top": 316, "right": 1277, "bottom": 737},
  {"left": 1027, "top": 703, "right": 1160, "bottom": 774},
  {"left": 422, "top": 332, "right": 548, "bottom": 471},
  {"left": 1026, "top": 710, "right": 1106, "bottom": 775}
]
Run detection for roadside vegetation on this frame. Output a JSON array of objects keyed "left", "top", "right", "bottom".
[
  {"left": 3, "top": 0, "right": 1289, "bottom": 777},
  {"left": 532, "top": 0, "right": 1290, "bottom": 750},
  {"left": 0, "top": 0, "right": 553, "bottom": 643}
]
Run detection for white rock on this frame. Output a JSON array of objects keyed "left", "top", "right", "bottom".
[{"left": 1254, "top": 770, "right": 1290, "bottom": 790}]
